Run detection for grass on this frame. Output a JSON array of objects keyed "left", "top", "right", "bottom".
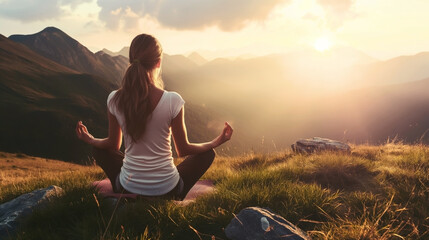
[{"left": 0, "top": 143, "right": 428, "bottom": 239}]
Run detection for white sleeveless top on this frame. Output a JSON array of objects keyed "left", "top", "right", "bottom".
[{"left": 107, "top": 90, "right": 185, "bottom": 196}]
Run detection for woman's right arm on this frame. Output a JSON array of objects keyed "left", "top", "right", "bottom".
[
  {"left": 171, "top": 107, "right": 233, "bottom": 157},
  {"left": 75, "top": 110, "right": 122, "bottom": 151}
]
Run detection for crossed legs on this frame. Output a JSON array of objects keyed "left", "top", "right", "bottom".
[{"left": 92, "top": 147, "right": 215, "bottom": 200}]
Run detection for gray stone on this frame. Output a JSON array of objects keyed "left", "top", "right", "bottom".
[
  {"left": 0, "top": 185, "right": 64, "bottom": 239},
  {"left": 225, "top": 207, "right": 310, "bottom": 240},
  {"left": 291, "top": 137, "right": 351, "bottom": 154}
]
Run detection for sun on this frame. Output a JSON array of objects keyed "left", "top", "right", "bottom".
[{"left": 314, "top": 37, "right": 332, "bottom": 52}]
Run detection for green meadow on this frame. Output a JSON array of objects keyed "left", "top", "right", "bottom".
[{"left": 1, "top": 143, "right": 428, "bottom": 239}]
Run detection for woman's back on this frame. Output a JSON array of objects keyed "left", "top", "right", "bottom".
[{"left": 107, "top": 89, "right": 185, "bottom": 196}]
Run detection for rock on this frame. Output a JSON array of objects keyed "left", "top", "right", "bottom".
[
  {"left": 225, "top": 207, "right": 310, "bottom": 240},
  {"left": 0, "top": 185, "right": 64, "bottom": 238},
  {"left": 291, "top": 137, "right": 351, "bottom": 154}
]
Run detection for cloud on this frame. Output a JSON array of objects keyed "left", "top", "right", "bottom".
[
  {"left": 302, "top": 12, "right": 324, "bottom": 28},
  {"left": 61, "top": 0, "right": 93, "bottom": 9},
  {"left": 0, "top": 0, "right": 91, "bottom": 22},
  {"left": 96, "top": 0, "right": 291, "bottom": 31},
  {"left": 316, "top": 0, "right": 357, "bottom": 30},
  {"left": 302, "top": 13, "right": 320, "bottom": 22}
]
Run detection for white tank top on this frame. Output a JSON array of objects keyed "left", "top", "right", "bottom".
[{"left": 107, "top": 90, "right": 185, "bottom": 196}]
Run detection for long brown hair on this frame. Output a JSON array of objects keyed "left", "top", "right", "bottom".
[{"left": 113, "top": 34, "right": 163, "bottom": 142}]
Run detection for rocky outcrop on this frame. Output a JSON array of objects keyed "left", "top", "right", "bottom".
[
  {"left": 225, "top": 207, "right": 309, "bottom": 240},
  {"left": 291, "top": 137, "right": 351, "bottom": 154},
  {"left": 0, "top": 185, "right": 64, "bottom": 238}
]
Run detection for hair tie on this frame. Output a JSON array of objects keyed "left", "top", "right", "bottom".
[{"left": 132, "top": 59, "right": 140, "bottom": 64}]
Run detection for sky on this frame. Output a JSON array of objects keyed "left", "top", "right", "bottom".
[{"left": 1, "top": 0, "right": 429, "bottom": 60}]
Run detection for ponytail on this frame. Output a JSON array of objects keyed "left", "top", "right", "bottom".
[{"left": 112, "top": 34, "right": 163, "bottom": 142}]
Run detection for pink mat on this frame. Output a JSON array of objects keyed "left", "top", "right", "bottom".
[{"left": 92, "top": 178, "right": 215, "bottom": 202}]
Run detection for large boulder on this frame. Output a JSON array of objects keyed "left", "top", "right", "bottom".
[
  {"left": 291, "top": 137, "right": 351, "bottom": 154},
  {"left": 225, "top": 207, "right": 310, "bottom": 240},
  {"left": 0, "top": 185, "right": 64, "bottom": 238}
]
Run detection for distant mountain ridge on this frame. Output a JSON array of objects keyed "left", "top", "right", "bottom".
[
  {"left": 9, "top": 27, "right": 128, "bottom": 85},
  {"left": 102, "top": 47, "right": 129, "bottom": 58},
  {"left": 100, "top": 47, "right": 200, "bottom": 82},
  {"left": 187, "top": 52, "right": 207, "bottom": 65},
  {"left": 358, "top": 51, "right": 429, "bottom": 86},
  {"left": 101, "top": 44, "right": 429, "bottom": 90}
]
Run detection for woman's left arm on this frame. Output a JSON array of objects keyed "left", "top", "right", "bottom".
[{"left": 76, "top": 109, "right": 122, "bottom": 150}]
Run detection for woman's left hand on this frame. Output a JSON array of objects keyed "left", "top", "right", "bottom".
[
  {"left": 75, "top": 121, "right": 94, "bottom": 144},
  {"left": 214, "top": 122, "right": 233, "bottom": 147}
]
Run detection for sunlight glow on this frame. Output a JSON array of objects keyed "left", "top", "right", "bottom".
[{"left": 314, "top": 37, "right": 332, "bottom": 52}]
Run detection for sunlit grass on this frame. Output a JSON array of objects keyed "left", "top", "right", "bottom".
[
  {"left": 1, "top": 144, "right": 428, "bottom": 239},
  {"left": 0, "top": 152, "right": 104, "bottom": 203}
]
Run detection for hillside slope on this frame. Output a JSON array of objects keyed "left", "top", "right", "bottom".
[{"left": 0, "top": 34, "right": 115, "bottom": 162}]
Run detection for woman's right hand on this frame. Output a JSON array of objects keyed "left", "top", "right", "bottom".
[
  {"left": 214, "top": 122, "right": 233, "bottom": 147},
  {"left": 75, "top": 121, "right": 94, "bottom": 145}
]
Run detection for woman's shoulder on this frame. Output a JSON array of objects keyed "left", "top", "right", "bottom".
[
  {"left": 107, "top": 90, "right": 119, "bottom": 110},
  {"left": 107, "top": 90, "right": 118, "bottom": 101},
  {"left": 164, "top": 90, "right": 184, "bottom": 102}
]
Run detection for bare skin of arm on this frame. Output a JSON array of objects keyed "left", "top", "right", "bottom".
[
  {"left": 171, "top": 107, "right": 233, "bottom": 157},
  {"left": 75, "top": 109, "right": 122, "bottom": 151}
]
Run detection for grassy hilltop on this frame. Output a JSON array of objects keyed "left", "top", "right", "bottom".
[{"left": 1, "top": 144, "right": 428, "bottom": 239}]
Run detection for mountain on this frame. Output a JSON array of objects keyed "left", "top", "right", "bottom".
[
  {"left": 101, "top": 48, "right": 116, "bottom": 56},
  {"left": 117, "top": 47, "right": 129, "bottom": 57},
  {"left": 357, "top": 52, "right": 429, "bottom": 86},
  {"left": 297, "top": 77, "right": 429, "bottom": 145},
  {"left": 102, "top": 47, "right": 129, "bottom": 58},
  {"left": 0, "top": 34, "right": 115, "bottom": 162},
  {"left": 187, "top": 52, "right": 207, "bottom": 65},
  {"left": 0, "top": 34, "right": 76, "bottom": 75},
  {"left": 101, "top": 47, "right": 199, "bottom": 73},
  {"left": 9, "top": 27, "right": 128, "bottom": 85},
  {"left": 163, "top": 53, "right": 199, "bottom": 75},
  {"left": 101, "top": 47, "right": 129, "bottom": 58}
]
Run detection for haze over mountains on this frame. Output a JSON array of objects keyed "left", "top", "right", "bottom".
[
  {"left": 106, "top": 43, "right": 429, "bottom": 90},
  {"left": 1, "top": 26, "right": 429, "bottom": 162},
  {"left": 104, "top": 41, "right": 429, "bottom": 149}
]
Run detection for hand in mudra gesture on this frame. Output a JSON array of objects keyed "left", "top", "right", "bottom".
[
  {"left": 75, "top": 121, "right": 94, "bottom": 144},
  {"left": 215, "top": 122, "right": 233, "bottom": 146}
]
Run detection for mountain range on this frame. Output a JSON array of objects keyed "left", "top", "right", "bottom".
[
  {"left": 103, "top": 41, "right": 429, "bottom": 148},
  {"left": 1, "top": 26, "right": 429, "bottom": 161}
]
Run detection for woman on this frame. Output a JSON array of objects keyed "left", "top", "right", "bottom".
[{"left": 75, "top": 34, "right": 232, "bottom": 200}]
